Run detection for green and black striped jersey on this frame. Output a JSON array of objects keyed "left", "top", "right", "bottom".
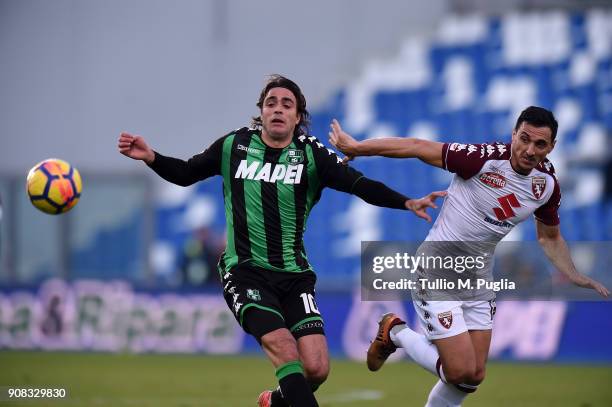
[
  {"left": 150, "top": 127, "right": 408, "bottom": 274},
  {"left": 221, "top": 127, "right": 360, "bottom": 273}
]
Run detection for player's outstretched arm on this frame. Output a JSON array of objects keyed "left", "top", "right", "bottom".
[
  {"left": 118, "top": 132, "right": 222, "bottom": 187},
  {"left": 405, "top": 191, "right": 448, "bottom": 222},
  {"left": 536, "top": 220, "right": 609, "bottom": 297},
  {"left": 328, "top": 119, "right": 444, "bottom": 168},
  {"left": 118, "top": 132, "right": 155, "bottom": 164},
  {"left": 349, "top": 176, "right": 446, "bottom": 222}
]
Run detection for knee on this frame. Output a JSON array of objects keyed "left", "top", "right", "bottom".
[
  {"left": 467, "top": 367, "right": 486, "bottom": 385},
  {"left": 444, "top": 366, "right": 485, "bottom": 386},
  {"left": 442, "top": 365, "right": 475, "bottom": 385},
  {"left": 444, "top": 370, "right": 471, "bottom": 385},
  {"left": 303, "top": 359, "right": 329, "bottom": 385},
  {"left": 261, "top": 332, "right": 299, "bottom": 362}
]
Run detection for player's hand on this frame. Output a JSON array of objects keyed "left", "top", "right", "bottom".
[
  {"left": 329, "top": 119, "right": 358, "bottom": 164},
  {"left": 568, "top": 273, "right": 609, "bottom": 298},
  {"left": 118, "top": 132, "right": 155, "bottom": 164},
  {"left": 405, "top": 191, "right": 447, "bottom": 222},
  {"left": 585, "top": 278, "right": 609, "bottom": 298}
]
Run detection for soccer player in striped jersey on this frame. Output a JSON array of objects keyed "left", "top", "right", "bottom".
[
  {"left": 330, "top": 106, "right": 609, "bottom": 407},
  {"left": 118, "top": 75, "right": 445, "bottom": 407}
]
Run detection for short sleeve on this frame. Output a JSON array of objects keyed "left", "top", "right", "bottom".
[
  {"left": 534, "top": 176, "right": 561, "bottom": 226},
  {"left": 442, "top": 142, "right": 511, "bottom": 179}
]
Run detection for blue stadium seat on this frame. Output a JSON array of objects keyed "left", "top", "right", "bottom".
[
  {"left": 582, "top": 203, "right": 606, "bottom": 241},
  {"left": 71, "top": 211, "right": 145, "bottom": 281},
  {"left": 605, "top": 202, "right": 612, "bottom": 240},
  {"left": 569, "top": 13, "right": 588, "bottom": 51},
  {"left": 374, "top": 91, "right": 412, "bottom": 134},
  {"left": 559, "top": 209, "right": 580, "bottom": 241}
]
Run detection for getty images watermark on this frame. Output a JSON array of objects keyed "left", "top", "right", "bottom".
[
  {"left": 361, "top": 241, "right": 611, "bottom": 301},
  {"left": 370, "top": 251, "right": 514, "bottom": 292}
]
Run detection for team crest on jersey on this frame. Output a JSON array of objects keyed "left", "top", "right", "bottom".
[
  {"left": 438, "top": 311, "right": 453, "bottom": 329},
  {"left": 479, "top": 172, "right": 506, "bottom": 189},
  {"left": 532, "top": 177, "right": 547, "bottom": 199},
  {"left": 286, "top": 149, "right": 304, "bottom": 164},
  {"left": 246, "top": 288, "right": 261, "bottom": 301}
]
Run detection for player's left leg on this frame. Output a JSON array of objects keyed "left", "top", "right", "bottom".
[
  {"left": 424, "top": 300, "right": 494, "bottom": 406},
  {"left": 424, "top": 329, "right": 491, "bottom": 406},
  {"left": 461, "top": 299, "right": 495, "bottom": 387},
  {"left": 462, "top": 299, "right": 494, "bottom": 386},
  {"left": 467, "top": 329, "right": 492, "bottom": 386}
]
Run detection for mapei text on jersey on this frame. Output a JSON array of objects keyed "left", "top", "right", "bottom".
[{"left": 234, "top": 160, "right": 304, "bottom": 184}]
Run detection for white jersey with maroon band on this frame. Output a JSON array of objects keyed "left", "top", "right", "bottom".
[{"left": 426, "top": 142, "right": 561, "bottom": 243}]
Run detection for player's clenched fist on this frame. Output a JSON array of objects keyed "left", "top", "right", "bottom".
[{"left": 118, "top": 132, "right": 155, "bottom": 164}]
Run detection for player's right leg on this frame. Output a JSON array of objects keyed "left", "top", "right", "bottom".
[
  {"left": 371, "top": 300, "right": 492, "bottom": 406},
  {"left": 368, "top": 313, "right": 477, "bottom": 407},
  {"left": 257, "top": 326, "right": 319, "bottom": 407},
  {"left": 366, "top": 312, "right": 406, "bottom": 371},
  {"left": 366, "top": 301, "right": 474, "bottom": 380},
  {"left": 261, "top": 270, "right": 327, "bottom": 407},
  {"left": 220, "top": 265, "right": 318, "bottom": 407},
  {"left": 366, "top": 311, "right": 473, "bottom": 380},
  {"left": 405, "top": 300, "right": 477, "bottom": 382},
  {"left": 423, "top": 302, "right": 493, "bottom": 406}
]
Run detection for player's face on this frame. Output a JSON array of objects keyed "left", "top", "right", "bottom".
[
  {"left": 261, "top": 87, "right": 301, "bottom": 143},
  {"left": 510, "top": 122, "right": 555, "bottom": 174}
]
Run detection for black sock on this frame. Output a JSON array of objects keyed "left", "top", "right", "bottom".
[
  {"left": 275, "top": 361, "right": 318, "bottom": 407},
  {"left": 271, "top": 387, "right": 289, "bottom": 407},
  {"left": 271, "top": 382, "right": 320, "bottom": 406}
]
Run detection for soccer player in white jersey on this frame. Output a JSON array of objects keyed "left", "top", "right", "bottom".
[{"left": 329, "top": 106, "right": 609, "bottom": 406}]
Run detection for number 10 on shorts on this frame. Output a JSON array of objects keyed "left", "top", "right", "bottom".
[{"left": 300, "top": 293, "right": 320, "bottom": 314}]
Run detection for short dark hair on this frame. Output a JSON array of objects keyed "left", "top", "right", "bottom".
[
  {"left": 251, "top": 74, "right": 311, "bottom": 136},
  {"left": 514, "top": 106, "right": 558, "bottom": 142}
]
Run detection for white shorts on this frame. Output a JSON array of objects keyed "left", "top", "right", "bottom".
[{"left": 412, "top": 299, "right": 496, "bottom": 340}]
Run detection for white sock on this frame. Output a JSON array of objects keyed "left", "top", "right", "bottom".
[
  {"left": 391, "top": 325, "right": 445, "bottom": 381},
  {"left": 425, "top": 380, "right": 469, "bottom": 407}
]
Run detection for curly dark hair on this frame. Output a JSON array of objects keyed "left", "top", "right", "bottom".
[{"left": 251, "top": 74, "right": 311, "bottom": 136}]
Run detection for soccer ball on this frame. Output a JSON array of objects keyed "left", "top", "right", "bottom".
[{"left": 26, "top": 158, "right": 82, "bottom": 214}]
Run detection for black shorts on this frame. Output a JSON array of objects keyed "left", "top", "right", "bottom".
[{"left": 221, "top": 263, "right": 324, "bottom": 341}]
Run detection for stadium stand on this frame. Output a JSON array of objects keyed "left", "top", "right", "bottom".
[{"left": 141, "top": 10, "right": 612, "bottom": 288}]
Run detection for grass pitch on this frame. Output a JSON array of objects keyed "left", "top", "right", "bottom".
[{"left": 1, "top": 351, "right": 610, "bottom": 406}]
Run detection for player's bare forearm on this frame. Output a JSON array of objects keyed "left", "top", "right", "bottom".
[
  {"left": 537, "top": 221, "right": 609, "bottom": 297},
  {"left": 357, "top": 138, "right": 444, "bottom": 166},
  {"left": 538, "top": 234, "right": 584, "bottom": 284},
  {"left": 329, "top": 119, "right": 444, "bottom": 167}
]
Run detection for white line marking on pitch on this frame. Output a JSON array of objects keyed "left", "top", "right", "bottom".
[{"left": 320, "top": 389, "right": 384, "bottom": 403}]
